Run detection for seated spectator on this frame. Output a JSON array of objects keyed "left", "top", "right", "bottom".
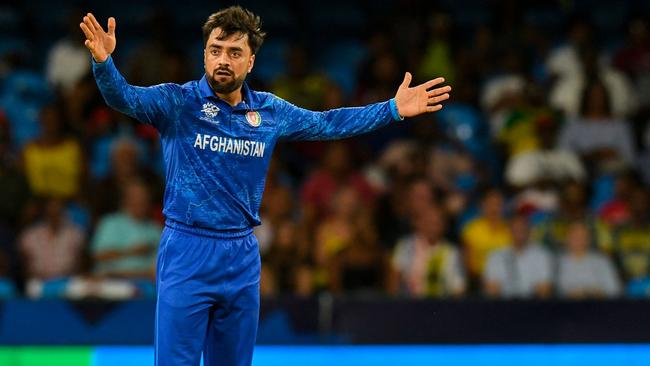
[
  {"left": 19, "top": 197, "right": 85, "bottom": 297},
  {"left": 90, "top": 138, "right": 162, "bottom": 222},
  {"left": 611, "top": 187, "right": 650, "bottom": 296},
  {"left": 126, "top": 10, "right": 191, "bottom": 86},
  {"left": 598, "top": 172, "right": 641, "bottom": 226},
  {"left": 374, "top": 178, "right": 413, "bottom": 250},
  {"left": 92, "top": 179, "right": 161, "bottom": 280},
  {"left": 545, "top": 16, "right": 593, "bottom": 85},
  {"left": 558, "top": 79, "right": 636, "bottom": 174},
  {"left": 506, "top": 108, "right": 584, "bottom": 219},
  {"left": 260, "top": 263, "right": 278, "bottom": 297},
  {"left": 357, "top": 51, "right": 402, "bottom": 104},
  {"left": 557, "top": 221, "right": 621, "bottom": 299},
  {"left": 263, "top": 220, "right": 309, "bottom": 294},
  {"left": 534, "top": 181, "right": 612, "bottom": 252},
  {"left": 22, "top": 103, "right": 83, "bottom": 198},
  {"left": 45, "top": 9, "right": 90, "bottom": 95},
  {"left": 406, "top": 178, "right": 438, "bottom": 220},
  {"left": 550, "top": 45, "right": 637, "bottom": 120},
  {"left": 418, "top": 11, "right": 455, "bottom": 85},
  {"left": 293, "top": 263, "right": 316, "bottom": 298},
  {"left": 462, "top": 188, "right": 512, "bottom": 288},
  {"left": 505, "top": 98, "right": 586, "bottom": 188},
  {"left": 484, "top": 215, "right": 553, "bottom": 298},
  {"left": 391, "top": 206, "right": 465, "bottom": 297},
  {"left": 613, "top": 16, "right": 650, "bottom": 111},
  {"left": 271, "top": 44, "right": 332, "bottom": 110},
  {"left": 301, "top": 142, "right": 375, "bottom": 223},
  {"left": 315, "top": 187, "right": 377, "bottom": 292},
  {"left": 480, "top": 48, "right": 527, "bottom": 135},
  {"left": 329, "top": 211, "right": 385, "bottom": 295},
  {"left": 255, "top": 185, "right": 295, "bottom": 255}
]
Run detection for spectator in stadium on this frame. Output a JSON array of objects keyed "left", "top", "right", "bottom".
[
  {"left": 293, "top": 263, "right": 316, "bottom": 297},
  {"left": 484, "top": 214, "right": 553, "bottom": 298},
  {"left": 329, "top": 225, "right": 386, "bottom": 295},
  {"left": 504, "top": 96, "right": 585, "bottom": 217},
  {"left": 546, "top": 16, "right": 594, "bottom": 84},
  {"left": 557, "top": 221, "right": 621, "bottom": 298},
  {"left": 315, "top": 186, "right": 377, "bottom": 292},
  {"left": 90, "top": 138, "right": 162, "bottom": 223},
  {"left": 91, "top": 179, "right": 160, "bottom": 280},
  {"left": 612, "top": 186, "right": 650, "bottom": 296},
  {"left": 259, "top": 263, "right": 277, "bottom": 297},
  {"left": 558, "top": 79, "right": 636, "bottom": 174},
  {"left": 22, "top": 103, "right": 84, "bottom": 199},
  {"left": 126, "top": 9, "right": 191, "bottom": 86},
  {"left": 598, "top": 172, "right": 641, "bottom": 226},
  {"left": 480, "top": 48, "right": 527, "bottom": 136},
  {"left": 505, "top": 98, "right": 585, "bottom": 189},
  {"left": 374, "top": 178, "right": 416, "bottom": 250},
  {"left": 533, "top": 181, "right": 612, "bottom": 252},
  {"left": 390, "top": 205, "right": 465, "bottom": 298},
  {"left": 301, "top": 141, "right": 375, "bottom": 224},
  {"left": 551, "top": 45, "right": 637, "bottom": 120},
  {"left": 613, "top": 16, "right": 650, "bottom": 112},
  {"left": 356, "top": 51, "right": 402, "bottom": 105},
  {"left": 46, "top": 8, "right": 91, "bottom": 95},
  {"left": 255, "top": 185, "right": 295, "bottom": 255},
  {"left": 406, "top": 178, "right": 438, "bottom": 220},
  {"left": 418, "top": 10, "right": 455, "bottom": 85},
  {"left": 461, "top": 188, "right": 511, "bottom": 288},
  {"left": 19, "top": 197, "right": 85, "bottom": 297},
  {"left": 271, "top": 44, "right": 332, "bottom": 111},
  {"left": 262, "top": 220, "right": 307, "bottom": 294}
]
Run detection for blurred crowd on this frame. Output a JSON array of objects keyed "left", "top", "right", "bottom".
[{"left": 0, "top": 1, "right": 648, "bottom": 300}]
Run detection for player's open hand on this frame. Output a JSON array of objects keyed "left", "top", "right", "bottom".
[
  {"left": 394, "top": 72, "right": 451, "bottom": 118},
  {"left": 79, "top": 13, "right": 116, "bottom": 63}
]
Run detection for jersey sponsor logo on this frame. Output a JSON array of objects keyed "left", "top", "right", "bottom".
[
  {"left": 246, "top": 111, "right": 262, "bottom": 127},
  {"left": 193, "top": 133, "right": 266, "bottom": 158},
  {"left": 200, "top": 102, "right": 220, "bottom": 124}
]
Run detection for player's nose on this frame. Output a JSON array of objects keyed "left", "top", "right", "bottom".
[{"left": 216, "top": 53, "right": 230, "bottom": 66}]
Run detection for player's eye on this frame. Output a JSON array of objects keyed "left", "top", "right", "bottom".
[
  {"left": 211, "top": 49, "right": 219, "bottom": 56},
  {"left": 231, "top": 52, "right": 241, "bottom": 58}
]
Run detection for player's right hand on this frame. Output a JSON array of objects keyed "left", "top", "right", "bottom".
[{"left": 79, "top": 13, "right": 116, "bottom": 63}]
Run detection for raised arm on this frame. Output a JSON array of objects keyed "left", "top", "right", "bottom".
[
  {"left": 80, "top": 13, "right": 183, "bottom": 129},
  {"left": 277, "top": 73, "right": 451, "bottom": 141}
]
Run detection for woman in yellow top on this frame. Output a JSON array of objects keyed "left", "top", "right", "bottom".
[
  {"left": 23, "top": 104, "right": 83, "bottom": 198},
  {"left": 462, "top": 188, "right": 512, "bottom": 288}
]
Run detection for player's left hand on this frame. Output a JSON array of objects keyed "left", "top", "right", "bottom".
[{"left": 394, "top": 72, "right": 451, "bottom": 117}]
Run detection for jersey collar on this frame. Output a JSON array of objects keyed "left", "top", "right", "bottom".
[{"left": 199, "top": 75, "right": 256, "bottom": 111}]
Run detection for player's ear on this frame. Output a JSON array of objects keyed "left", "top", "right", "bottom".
[{"left": 248, "top": 54, "right": 255, "bottom": 73}]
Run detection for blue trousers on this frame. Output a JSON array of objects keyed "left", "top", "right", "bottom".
[{"left": 155, "top": 224, "right": 260, "bottom": 366}]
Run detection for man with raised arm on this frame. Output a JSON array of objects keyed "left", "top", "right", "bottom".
[{"left": 80, "top": 6, "right": 451, "bottom": 366}]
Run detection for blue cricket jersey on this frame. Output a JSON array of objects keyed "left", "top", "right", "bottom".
[{"left": 93, "top": 56, "right": 402, "bottom": 234}]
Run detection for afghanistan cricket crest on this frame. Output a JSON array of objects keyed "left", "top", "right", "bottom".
[{"left": 246, "top": 111, "right": 262, "bottom": 127}]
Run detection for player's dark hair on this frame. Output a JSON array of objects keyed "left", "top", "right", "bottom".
[{"left": 202, "top": 6, "right": 266, "bottom": 55}]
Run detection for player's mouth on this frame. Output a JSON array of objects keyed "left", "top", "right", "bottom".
[{"left": 214, "top": 69, "right": 233, "bottom": 77}]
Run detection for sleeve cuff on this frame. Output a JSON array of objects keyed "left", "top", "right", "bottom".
[
  {"left": 91, "top": 55, "right": 113, "bottom": 69},
  {"left": 389, "top": 98, "right": 404, "bottom": 121}
]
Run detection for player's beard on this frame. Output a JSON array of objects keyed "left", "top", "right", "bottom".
[{"left": 207, "top": 68, "right": 247, "bottom": 94}]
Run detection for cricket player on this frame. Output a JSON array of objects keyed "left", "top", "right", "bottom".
[{"left": 80, "top": 6, "right": 451, "bottom": 366}]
